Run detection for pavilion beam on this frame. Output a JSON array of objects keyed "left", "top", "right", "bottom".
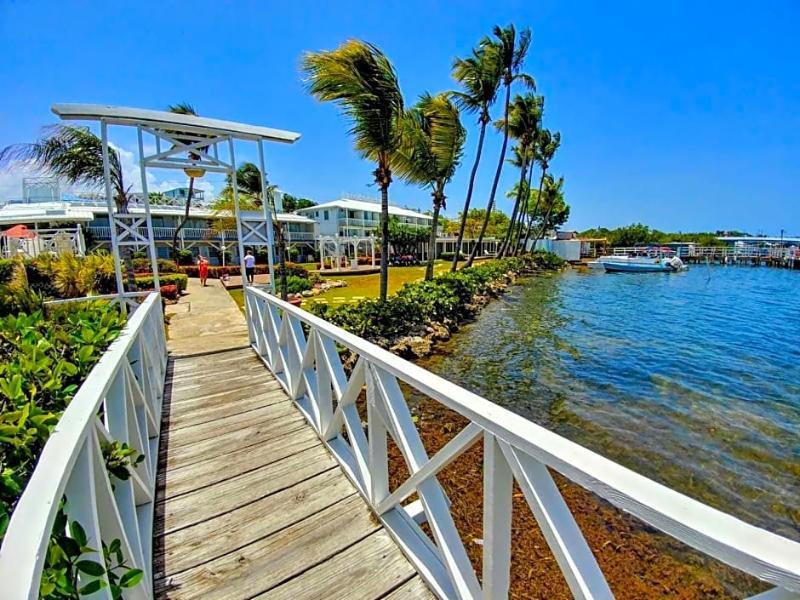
[
  {"left": 100, "top": 120, "right": 126, "bottom": 302},
  {"left": 229, "top": 137, "right": 254, "bottom": 345},
  {"left": 257, "top": 139, "right": 276, "bottom": 293},
  {"left": 137, "top": 127, "right": 160, "bottom": 288}
]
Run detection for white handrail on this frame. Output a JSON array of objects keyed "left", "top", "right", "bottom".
[
  {"left": 0, "top": 292, "right": 167, "bottom": 599},
  {"left": 244, "top": 286, "right": 800, "bottom": 599}
]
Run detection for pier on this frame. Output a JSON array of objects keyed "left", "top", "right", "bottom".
[{"left": 611, "top": 245, "right": 800, "bottom": 269}]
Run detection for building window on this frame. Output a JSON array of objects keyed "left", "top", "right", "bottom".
[{"left": 324, "top": 210, "right": 329, "bottom": 221}]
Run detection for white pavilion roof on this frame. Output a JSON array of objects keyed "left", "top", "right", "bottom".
[
  {"left": 296, "top": 197, "right": 433, "bottom": 221},
  {"left": 52, "top": 104, "right": 301, "bottom": 144}
]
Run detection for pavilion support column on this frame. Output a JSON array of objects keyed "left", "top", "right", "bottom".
[
  {"left": 137, "top": 127, "right": 159, "bottom": 288},
  {"left": 257, "top": 140, "right": 276, "bottom": 294},
  {"left": 229, "top": 137, "right": 254, "bottom": 344},
  {"left": 100, "top": 120, "right": 126, "bottom": 302}
]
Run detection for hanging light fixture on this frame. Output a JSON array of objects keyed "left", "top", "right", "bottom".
[{"left": 183, "top": 165, "right": 206, "bottom": 178}]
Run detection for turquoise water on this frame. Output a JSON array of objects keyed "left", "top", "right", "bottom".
[{"left": 420, "top": 265, "right": 800, "bottom": 540}]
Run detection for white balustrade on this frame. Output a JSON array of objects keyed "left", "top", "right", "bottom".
[
  {"left": 0, "top": 293, "right": 168, "bottom": 599},
  {"left": 244, "top": 286, "right": 800, "bottom": 600}
]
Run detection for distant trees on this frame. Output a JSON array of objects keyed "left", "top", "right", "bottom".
[
  {"left": 281, "top": 193, "right": 316, "bottom": 212},
  {"left": 578, "top": 224, "right": 724, "bottom": 247},
  {"left": 383, "top": 217, "right": 431, "bottom": 255}
]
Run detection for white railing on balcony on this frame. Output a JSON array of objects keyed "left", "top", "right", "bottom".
[
  {"left": 243, "top": 286, "right": 800, "bottom": 600},
  {"left": 0, "top": 293, "right": 167, "bottom": 599}
]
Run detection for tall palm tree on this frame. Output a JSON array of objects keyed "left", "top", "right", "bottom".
[
  {"left": 167, "top": 103, "right": 207, "bottom": 260},
  {"left": 0, "top": 125, "right": 138, "bottom": 290},
  {"left": 497, "top": 93, "right": 542, "bottom": 257},
  {"left": 448, "top": 45, "right": 502, "bottom": 271},
  {"left": 511, "top": 142, "right": 538, "bottom": 256},
  {"left": 465, "top": 24, "right": 535, "bottom": 267},
  {"left": 393, "top": 93, "right": 466, "bottom": 280},
  {"left": 301, "top": 40, "right": 404, "bottom": 301},
  {"left": 521, "top": 129, "right": 561, "bottom": 252}
]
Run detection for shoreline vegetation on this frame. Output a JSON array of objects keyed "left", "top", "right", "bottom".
[{"left": 309, "top": 252, "right": 765, "bottom": 598}]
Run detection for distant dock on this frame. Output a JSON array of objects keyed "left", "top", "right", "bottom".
[{"left": 610, "top": 246, "right": 800, "bottom": 269}]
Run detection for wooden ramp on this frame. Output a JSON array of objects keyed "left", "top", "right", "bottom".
[{"left": 153, "top": 347, "right": 432, "bottom": 599}]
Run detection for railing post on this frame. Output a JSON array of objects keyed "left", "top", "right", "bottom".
[{"left": 482, "top": 433, "right": 512, "bottom": 599}]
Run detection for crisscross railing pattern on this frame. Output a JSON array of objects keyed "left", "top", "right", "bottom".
[
  {"left": 245, "top": 286, "right": 800, "bottom": 600},
  {"left": 0, "top": 293, "right": 167, "bottom": 599}
]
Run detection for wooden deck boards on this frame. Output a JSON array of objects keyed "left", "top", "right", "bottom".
[{"left": 154, "top": 347, "right": 432, "bottom": 599}]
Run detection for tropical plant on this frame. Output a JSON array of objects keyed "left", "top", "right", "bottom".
[
  {"left": 393, "top": 93, "right": 466, "bottom": 279},
  {"left": 466, "top": 24, "right": 535, "bottom": 267},
  {"left": 449, "top": 44, "right": 503, "bottom": 271},
  {"left": 381, "top": 217, "right": 431, "bottom": 254},
  {"left": 522, "top": 129, "right": 562, "bottom": 250},
  {"left": 0, "top": 125, "right": 138, "bottom": 290},
  {"left": 497, "top": 93, "right": 543, "bottom": 257},
  {"left": 301, "top": 39, "right": 405, "bottom": 301},
  {"left": 281, "top": 192, "right": 317, "bottom": 212},
  {"left": 220, "top": 161, "right": 289, "bottom": 299},
  {"left": 529, "top": 175, "right": 569, "bottom": 242}
]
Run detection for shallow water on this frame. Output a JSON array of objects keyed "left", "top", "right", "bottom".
[{"left": 419, "top": 265, "right": 800, "bottom": 540}]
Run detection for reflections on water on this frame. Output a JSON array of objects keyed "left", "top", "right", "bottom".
[{"left": 419, "top": 265, "right": 800, "bottom": 539}]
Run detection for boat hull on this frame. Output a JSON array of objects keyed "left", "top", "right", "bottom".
[{"left": 602, "top": 261, "right": 674, "bottom": 273}]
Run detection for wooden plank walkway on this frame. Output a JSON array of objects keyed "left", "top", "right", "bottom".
[{"left": 153, "top": 346, "right": 433, "bottom": 599}]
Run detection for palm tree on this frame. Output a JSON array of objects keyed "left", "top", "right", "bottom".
[
  {"left": 223, "top": 162, "right": 289, "bottom": 299},
  {"left": 448, "top": 45, "right": 502, "bottom": 271},
  {"left": 497, "top": 93, "right": 542, "bottom": 257},
  {"left": 530, "top": 175, "right": 568, "bottom": 241},
  {"left": 511, "top": 142, "right": 537, "bottom": 256},
  {"left": 166, "top": 103, "right": 208, "bottom": 260},
  {"left": 301, "top": 40, "right": 404, "bottom": 302},
  {"left": 393, "top": 93, "right": 466, "bottom": 280},
  {"left": 0, "top": 125, "right": 138, "bottom": 290},
  {"left": 521, "top": 129, "right": 561, "bottom": 252},
  {"left": 465, "top": 24, "right": 535, "bottom": 267}
]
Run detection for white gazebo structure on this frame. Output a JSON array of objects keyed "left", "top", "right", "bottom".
[
  {"left": 318, "top": 234, "right": 377, "bottom": 272},
  {"left": 51, "top": 104, "right": 300, "bottom": 310}
]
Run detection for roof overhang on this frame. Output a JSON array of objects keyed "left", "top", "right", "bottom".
[{"left": 51, "top": 104, "right": 301, "bottom": 144}]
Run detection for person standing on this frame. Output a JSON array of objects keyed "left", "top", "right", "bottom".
[
  {"left": 244, "top": 249, "right": 256, "bottom": 285},
  {"left": 198, "top": 255, "right": 209, "bottom": 287}
]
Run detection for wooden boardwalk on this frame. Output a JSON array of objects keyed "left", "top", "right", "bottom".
[{"left": 153, "top": 346, "right": 432, "bottom": 599}]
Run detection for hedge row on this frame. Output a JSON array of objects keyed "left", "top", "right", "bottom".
[
  {"left": 309, "top": 252, "right": 565, "bottom": 344},
  {"left": 135, "top": 273, "right": 188, "bottom": 292}
]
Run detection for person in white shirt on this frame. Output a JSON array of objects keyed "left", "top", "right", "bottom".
[{"left": 243, "top": 249, "right": 256, "bottom": 284}]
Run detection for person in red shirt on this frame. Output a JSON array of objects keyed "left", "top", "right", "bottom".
[{"left": 198, "top": 255, "right": 209, "bottom": 287}]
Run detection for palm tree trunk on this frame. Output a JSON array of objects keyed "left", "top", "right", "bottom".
[
  {"left": 426, "top": 191, "right": 443, "bottom": 281},
  {"left": 513, "top": 160, "right": 536, "bottom": 256},
  {"left": 171, "top": 176, "right": 195, "bottom": 260},
  {"left": 451, "top": 118, "right": 488, "bottom": 272},
  {"left": 466, "top": 82, "right": 512, "bottom": 267},
  {"left": 377, "top": 162, "right": 391, "bottom": 301},
  {"left": 276, "top": 226, "right": 288, "bottom": 300},
  {"left": 521, "top": 166, "right": 547, "bottom": 253},
  {"left": 499, "top": 154, "right": 529, "bottom": 258}
]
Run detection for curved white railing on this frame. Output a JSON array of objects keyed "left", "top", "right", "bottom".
[
  {"left": 244, "top": 286, "right": 800, "bottom": 600},
  {"left": 0, "top": 293, "right": 167, "bottom": 599}
]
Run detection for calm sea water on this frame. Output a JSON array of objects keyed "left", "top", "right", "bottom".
[{"left": 419, "top": 265, "right": 800, "bottom": 540}]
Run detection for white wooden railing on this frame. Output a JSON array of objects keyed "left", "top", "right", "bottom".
[
  {"left": 244, "top": 286, "right": 800, "bottom": 600},
  {"left": 0, "top": 293, "right": 167, "bottom": 599}
]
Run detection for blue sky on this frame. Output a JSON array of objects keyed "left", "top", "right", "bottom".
[{"left": 1, "top": 0, "right": 798, "bottom": 234}]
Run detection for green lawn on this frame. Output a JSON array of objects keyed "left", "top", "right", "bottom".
[{"left": 227, "top": 260, "right": 454, "bottom": 310}]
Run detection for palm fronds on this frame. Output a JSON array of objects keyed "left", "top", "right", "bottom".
[{"left": 301, "top": 39, "right": 404, "bottom": 162}]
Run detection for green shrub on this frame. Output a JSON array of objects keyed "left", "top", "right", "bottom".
[
  {"left": 284, "top": 275, "right": 312, "bottom": 295},
  {"left": 175, "top": 249, "right": 194, "bottom": 265},
  {"left": 0, "top": 301, "right": 145, "bottom": 597},
  {"left": 0, "top": 259, "right": 15, "bottom": 284},
  {"left": 310, "top": 253, "right": 564, "bottom": 346},
  {"left": 275, "top": 262, "right": 310, "bottom": 279},
  {"left": 135, "top": 273, "right": 187, "bottom": 292},
  {"left": 132, "top": 258, "right": 179, "bottom": 273},
  {"left": 438, "top": 252, "right": 466, "bottom": 261}
]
